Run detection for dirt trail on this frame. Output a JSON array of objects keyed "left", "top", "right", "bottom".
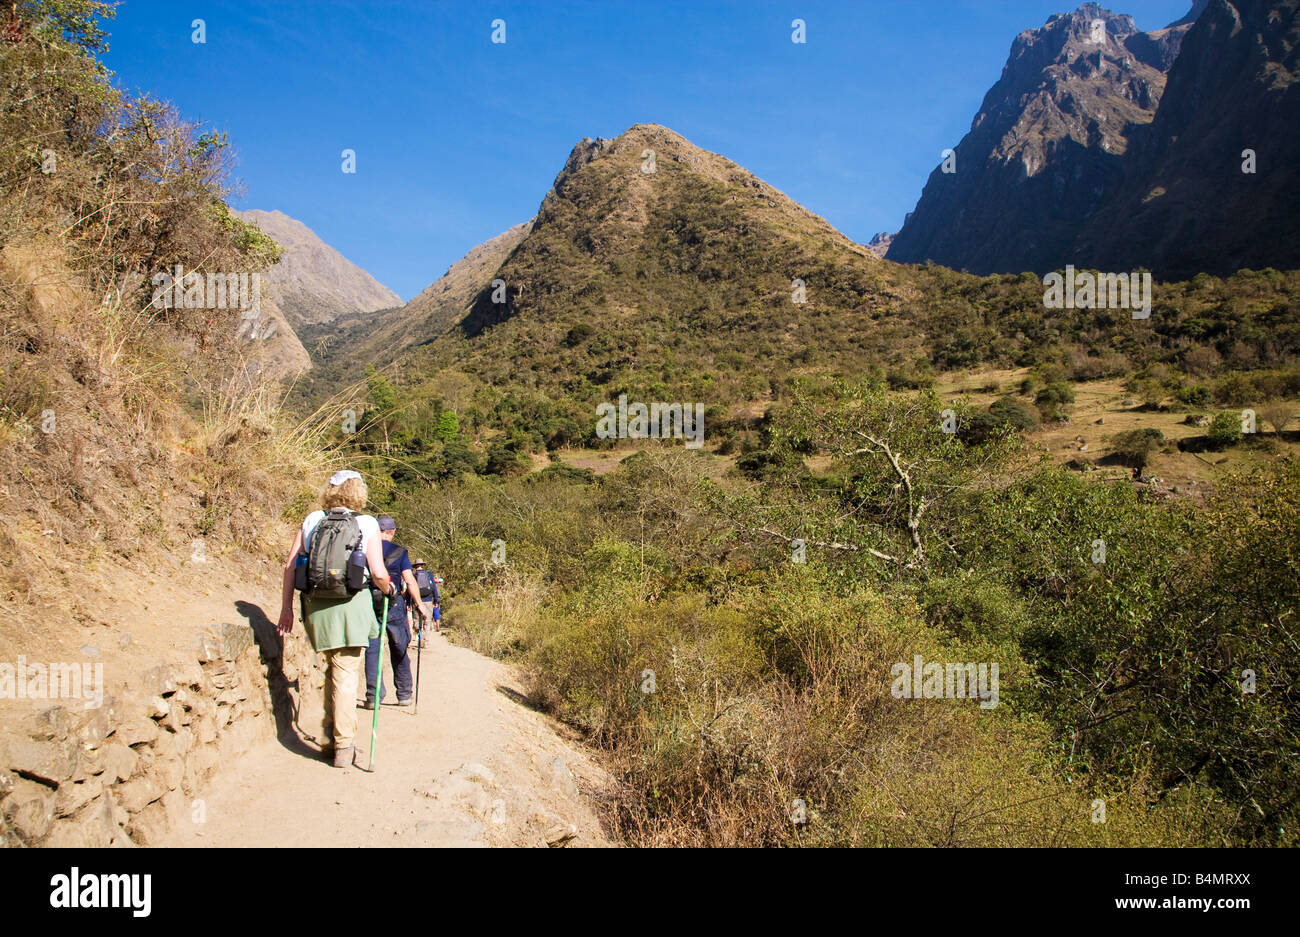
[{"left": 163, "top": 630, "right": 615, "bottom": 848}]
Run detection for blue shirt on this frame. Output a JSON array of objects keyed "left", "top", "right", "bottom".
[{"left": 375, "top": 541, "right": 413, "bottom": 624}]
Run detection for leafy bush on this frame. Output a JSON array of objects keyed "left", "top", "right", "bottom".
[
  {"left": 1206, "top": 411, "right": 1243, "bottom": 450},
  {"left": 1034, "top": 381, "right": 1075, "bottom": 421},
  {"left": 1176, "top": 385, "right": 1212, "bottom": 407},
  {"left": 1109, "top": 428, "right": 1164, "bottom": 472}
]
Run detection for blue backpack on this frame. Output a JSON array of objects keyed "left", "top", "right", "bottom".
[
  {"left": 415, "top": 568, "right": 436, "bottom": 600},
  {"left": 372, "top": 541, "right": 409, "bottom": 621}
]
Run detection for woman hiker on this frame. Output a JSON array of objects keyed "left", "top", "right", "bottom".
[{"left": 277, "top": 470, "right": 396, "bottom": 768}]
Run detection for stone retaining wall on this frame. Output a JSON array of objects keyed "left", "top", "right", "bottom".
[{"left": 0, "top": 619, "right": 326, "bottom": 847}]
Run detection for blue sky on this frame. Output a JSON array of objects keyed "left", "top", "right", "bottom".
[{"left": 102, "top": 0, "right": 1193, "bottom": 301}]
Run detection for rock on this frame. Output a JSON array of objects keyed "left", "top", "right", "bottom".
[
  {"left": 54, "top": 776, "right": 103, "bottom": 817},
  {"left": 70, "top": 745, "right": 103, "bottom": 782},
  {"left": 72, "top": 796, "right": 123, "bottom": 849},
  {"left": 160, "top": 789, "right": 186, "bottom": 826},
  {"left": 189, "top": 694, "right": 216, "bottom": 721},
  {"left": 1, "top": 778, "right": 55, "bottom": 844},
  {"left": 119, "top": 633, "right": 132, "bottom": 650},
  {"left": 6, "top": 738, "right": 79, "bottom": 785},
  {"left": 72, "top": 705, "right": 114, "bottom": 751},
  {"left": 550, "top": 757, "right": 579, "bottom": 797},
  {"left": 154, "top": 755, "right": 184, "bottom": 792},
  {"left": 26, "top": 706, "right": 70, "bottom": 741},
  {"left": 106, "top": 790, "right": 130, "bottom": 829},
  {"left": 126, "top": 800, "right": 171, "bottom": 846},
  {"left": 140, "top": 665, "right": 177, "bottom": 697},
  {"left": 194, "top": 714, "right": 218, "bottom": 746},
  {"left": 152, "top": 728, "right": 187, "bottom": 760},
  {"left": 114, "top": 719, "right": 159, "bottom": 748},
  {"left": 544, "top": 823, "right": 578, "bottom": 847},
  {"left": 98, "top": 742, "right": 139, "bottom": 783},
  {"left": 146, "top": 696, "right": 170, "bottom": 719},
  {"left": 80, "top": 644, "right": 100, "bottom": 657},
  {"left": 200, "top": 623, "right": 254, "bottom": 662},
  {"left": 172, "top": 659, "right": 204, "bottom": 690},
  {"left": 115, "top": 774, "right": 165, "bottom": 813},
  {"left": 43, "top": 817, "right": 92, "bottom": 848},
  {"left": 182, "top": 744, "right": 219, "bottom": 795},
  {"left": 163, "top": 702, "right": 185, "bottom": 733}
]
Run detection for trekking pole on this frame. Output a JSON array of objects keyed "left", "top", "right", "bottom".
[
  {"left": 368, "top": 593, "right": 389, "bottom": 772},
  {"left": 414, "top": 611, "right": 423, "bottom": 716}
]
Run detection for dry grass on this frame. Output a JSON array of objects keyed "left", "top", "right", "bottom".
[
  {"left": 0, "top": 239, "right": 334, "bottom": 652},
  {"left": 938, "top": 370, "right": 1300, "bottom": 489}
]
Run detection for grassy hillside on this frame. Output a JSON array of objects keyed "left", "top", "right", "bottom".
[{"left": 0, "top": 2, "right": 330, "bottom": 645}]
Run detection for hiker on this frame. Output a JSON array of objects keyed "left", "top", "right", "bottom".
[
  {"left": 363, "top": 516, "right": 423, "bottom": 708},
  {"left": 277, "top": 470, "right": 396, "bottom": 768},
  {"left": 411, "top": 558, "right": 440, "bottom": 640}
]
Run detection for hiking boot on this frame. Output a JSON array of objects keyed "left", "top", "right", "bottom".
[
  {"left": 360, "top": 698, "right": 375, "bottom": 710},
  {"left": 396, "top": 697, "right": 413, "bottom": 707},
  {"left": 332, "top": 745, "right": 354, "bottom": 768}
]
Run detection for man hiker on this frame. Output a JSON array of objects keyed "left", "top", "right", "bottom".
[
  {"left": 362, "top": 516, "right": 423, "bottom": 709},
  {"left": 411, "top": 558, "right": 440, "bottom": 643}
]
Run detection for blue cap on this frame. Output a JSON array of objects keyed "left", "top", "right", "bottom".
[{"left": 378, "top": 516, "right": 397, "bottom": 531}]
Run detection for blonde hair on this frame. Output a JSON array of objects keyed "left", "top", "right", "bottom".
[{"left": 322, "top": 476, "right": 367, "bottom": 512}]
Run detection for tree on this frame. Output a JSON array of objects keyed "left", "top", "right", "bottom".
[
  {"left": 1109, "top": 428, "right": 1163, "bottom": 477},
  {"left": 1035, "top": 381, "right": 1075, "bottom": 422},
  {"left": 1260, "top": 402, "right": 1293, "bottom": 437},
  {"left": 365, "top": 366, "right": 399, "bottom": 453},
  {"left": 435, "top": 409, "right": 460, "bottom": 444},
  {"left": 1206, "top": 411, "right": 1243, "bottom": 450}
]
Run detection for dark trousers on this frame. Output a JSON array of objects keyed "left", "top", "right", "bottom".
[{"left": 365, "top": 618, "right": 412, "bottom": 702}]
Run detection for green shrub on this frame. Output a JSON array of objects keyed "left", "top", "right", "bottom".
[
  {"left": 1109, "top": 428, "right": 1164, "bottom": 472},
  {"left": 1034, "top": 381, "right": 1075, "bottom": 421},
  {"left": 1206, "top": 411, "right": 1243, "bottom": 450},
  {"left": 1176, "top": 385, "right": 1212, "bottom": 407}
]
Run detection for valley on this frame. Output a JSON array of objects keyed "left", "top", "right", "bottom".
[{"left": 1, "top": 0, "right": 1297, "bottom": 854}]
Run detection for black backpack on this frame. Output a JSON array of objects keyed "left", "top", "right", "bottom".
[
  {"left": 415, "top": 568, "right": 436, "bottom": 600},
  {"left": 300, "top": 508, "right": 365, "bottom": 599}
]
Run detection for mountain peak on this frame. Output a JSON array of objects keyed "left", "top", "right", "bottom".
[
  {"left": 1167, "top": 0, "right": 1211, "bottom": 28},
  {"left": 236, "top": 208, "right": 401, "bottom": 328},
  {"left": 887, "top": 3, "right": 1192, "bottom": 273},
  {"left": 535, "top": 123, "right": 870, "bottom": 264}
]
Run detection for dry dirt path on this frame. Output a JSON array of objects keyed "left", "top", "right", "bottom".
[{"left": 163, "top": 630, "right": 614, "bottom": 848}]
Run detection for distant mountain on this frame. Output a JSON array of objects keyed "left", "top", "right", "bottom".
[
  {"left": 865, "top": 232, "right": 895, "bottom": 258},
  {"left": 370, "top": 121, "right": 989, "bottom": 411},
  {"left": 1071, "top": 0, "right": 1300, "bottom": 278},
  {"left": 452, "top": 124, "right": 884, "bottom": 340},
  {"left": 247, "top": 290, "right": 311, "bottom": 380},
  {"left": 293, "top": 220, "right": 532, "bottom": 398},
  {"left": 395, "top": 221, "right": 533, "bottom": 346},
  {"left": 235, "top": 209, "right": 401, "bottom": 328},
  {"left": 887, "top": 3, "right": 1193, "bottom": 274},
  {"left": 888, "top": 0, "right": 1300, "bottom": 280},
  {"left": 300, "top": 122, "right": 913, "bottom": 407}
]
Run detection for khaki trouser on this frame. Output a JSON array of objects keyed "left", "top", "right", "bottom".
[{"left": 322, "top": 647, "right": 363, "bottom": 750}]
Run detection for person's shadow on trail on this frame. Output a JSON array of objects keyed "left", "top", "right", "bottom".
[{"left": 235, "top": 600, "right": 320, "bottom": 760}]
